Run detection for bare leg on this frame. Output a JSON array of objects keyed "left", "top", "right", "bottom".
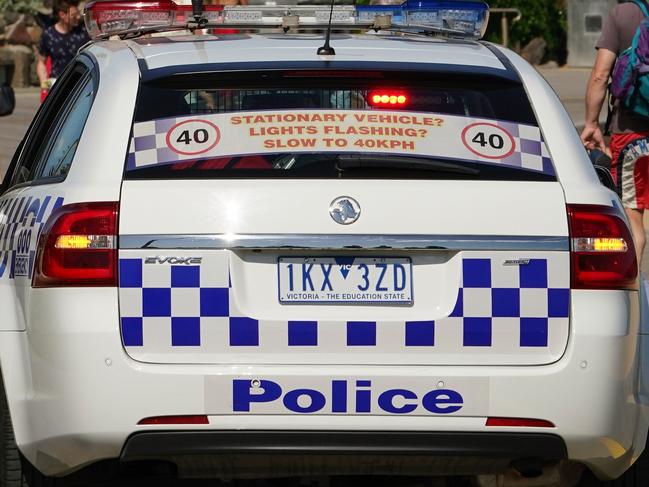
[{"left": 626, "top": 208, "right": 645, "bottom": 264}]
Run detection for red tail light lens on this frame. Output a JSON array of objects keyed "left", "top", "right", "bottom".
[
  {"left": 567, "top": 204, "right": 638, "bottom": 290},
  {"left": 32, "top": 202, "right": 118, "bottom": 287},
  {"left": 368, "top": 91, "right": 408, "bottom": 107}
]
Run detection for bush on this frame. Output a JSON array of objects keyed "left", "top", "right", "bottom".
[
  {"left": 485, "top": 0, "right": 567, "bottom": 64},
  {"left": 0, "top": 0, "right": 43, "bottom": 14}
]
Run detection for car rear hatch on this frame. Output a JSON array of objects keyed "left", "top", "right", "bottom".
[{"left": 118, "top": 68, "right": 570, "bottom": 366}]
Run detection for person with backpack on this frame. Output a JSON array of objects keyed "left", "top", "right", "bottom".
[{"left": 582, "top": 0, "right": 649, "bottom": 263}]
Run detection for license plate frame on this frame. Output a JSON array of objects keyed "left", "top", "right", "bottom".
[{"left": 277, "top": 256, "right": 413, "bottom": 304}]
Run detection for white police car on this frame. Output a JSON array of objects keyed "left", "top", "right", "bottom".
[{"left": 1, "top": 1, "right": 648, "bottom": 486}]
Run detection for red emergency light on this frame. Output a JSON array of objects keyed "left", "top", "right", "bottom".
[{"left": 84, "top": 0, "right": 223, "bottom": 38}]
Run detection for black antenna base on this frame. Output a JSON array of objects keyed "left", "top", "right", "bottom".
[
  {"left": 316, "top": 0, "right": 336, "bottom": 56},
  {"left": 317, "top": 44, "right": 336, "bottom": 55}
]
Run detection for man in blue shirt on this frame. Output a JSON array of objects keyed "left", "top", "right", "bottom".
[{"left": 36, "top": 0, "right": 89, "bottom": 95}]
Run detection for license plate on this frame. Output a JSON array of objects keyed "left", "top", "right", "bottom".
[{"left": 278, "top": 256, "right": 412, "bottom": 303}]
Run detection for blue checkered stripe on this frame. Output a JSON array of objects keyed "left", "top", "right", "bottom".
[
  {"left": 126, "top": 118, "right": 182, "bottom": 171},
  {"left": 441, "top": 258, "right": 569, "bottom": 348},
  {"left": 119, "top": 255, "right": 240, "bottom": 348},
  {"left": 489, "top": 121, "right": 554, "bottom": 176},
  {"left": 118, "top": 253, "right": 569, "bottom": 353},
  {"left": 0, "top": 195, "right": 64, "bottom": 280}
]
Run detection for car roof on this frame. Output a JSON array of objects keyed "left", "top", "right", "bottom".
[{"left": 118, "top": 33, "right": 506, "bottom": 72}]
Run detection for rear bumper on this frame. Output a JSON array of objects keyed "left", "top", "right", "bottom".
[
  {"left": 0, "top": 288, "right": 647, "bottom": 480},
  {"left": 120, "top": 431, "right": 567, "bottom": 477},
  {"left": 122, "top": 430, "right": 567, "bottom": 457}
]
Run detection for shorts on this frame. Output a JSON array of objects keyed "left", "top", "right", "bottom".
[{"left": 611, "top": 132, "right": 649, "bottom": 210}]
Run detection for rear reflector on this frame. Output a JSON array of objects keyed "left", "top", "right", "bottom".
[
  {"left": 138, "top": 415, "right": 209, "bottom": 425},
  {"left": 486, "top": 417, "right": 555, "bottom": 428},
  {"left": 32, "top": 202, "right": 118, "bottom": 287},
  {"left": 567, "top": 204, "right": 638, "bottom": 290}
]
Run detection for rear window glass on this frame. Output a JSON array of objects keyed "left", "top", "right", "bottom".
[{"left": 126, "top": 70, "right": 554, "bottom": 181}]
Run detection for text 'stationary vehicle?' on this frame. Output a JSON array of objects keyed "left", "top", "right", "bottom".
[{"left": 1, "top": 1, "right": 648, "bottom": 486}]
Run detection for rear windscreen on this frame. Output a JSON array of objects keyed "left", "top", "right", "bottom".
[{"left": 126, "top": 70, "right": 554, "bottom": 181}]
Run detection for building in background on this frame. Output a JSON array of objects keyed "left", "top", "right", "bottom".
[{"left": 567, "top": 0, "right": 617, "bottom": 67}]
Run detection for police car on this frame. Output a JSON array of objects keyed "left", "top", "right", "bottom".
[{"left": 0, "top": 0, "right": 648, "bottom": 486}]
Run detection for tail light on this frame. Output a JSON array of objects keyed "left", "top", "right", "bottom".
[
  {"left": 32, "top": 202, "right": 118, "bottom": 287},
  {"left": 567, "top": 204, "right": 638, "bottom": 290}
]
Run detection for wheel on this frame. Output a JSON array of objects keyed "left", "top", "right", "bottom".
[
  {"left": 577, "top": 448, "right": 649, "bottom": 486},
  {"left": 0, "top": 374, "right": 54, "bottom": 487},
  {"left": 0, "top": 373, "right": 23, "bottom": 487}
]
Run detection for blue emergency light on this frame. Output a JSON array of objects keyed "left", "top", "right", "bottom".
[{"left": 356, "top": 0, "right": 489, "bottom": 38}]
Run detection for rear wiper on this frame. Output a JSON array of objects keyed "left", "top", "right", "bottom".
[{"left": 335, "top": 154, "right": 480, "bottom": 176}]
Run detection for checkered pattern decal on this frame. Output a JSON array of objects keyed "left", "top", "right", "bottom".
[
  {"left": 0, "top": 195, "right": 64, "bottom": 280},
  {"left": 490, "top": 121, "right": 554, "bottom": 175},
  {"left": 126, "top": 118, "right": 181, "bottom": 171},
  {"left": 125, "top": 112, "right": 555, "bottom": 176},
  {"left": 451, "top": 258, "right": 568, "bottom": 347},
  {"left": 119, "top": 251, "right": 570, "bottom": 364}
]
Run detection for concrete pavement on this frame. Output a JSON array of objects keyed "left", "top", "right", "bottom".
[
  {"left": 0, "top": 88, "right": 39, "bottom": 178},
  {"left": 537, "top": 66, "right": 595, "bottom": 131}
]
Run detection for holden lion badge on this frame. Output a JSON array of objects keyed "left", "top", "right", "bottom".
[{"left": 329, "top": 196, "right": 361, "bottom": 225}]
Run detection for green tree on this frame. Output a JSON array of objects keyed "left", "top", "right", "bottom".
[
  {"left": 0, "top": 0, "right": 42, "bottom": 13},
  {"left": 485, "top": 0, "right": 567, "bottom": 64}
]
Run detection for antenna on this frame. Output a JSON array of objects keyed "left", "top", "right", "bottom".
[
  {"left": 190, "top": 0, "right": 207, "bottom": 28},
  {"left": 317, "top": 0, "right": 336, "bottom": 55}
]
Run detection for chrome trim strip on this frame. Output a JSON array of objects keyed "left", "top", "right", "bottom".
[{"left": 119, "top": 234, "right": 569, "bottom": 251}]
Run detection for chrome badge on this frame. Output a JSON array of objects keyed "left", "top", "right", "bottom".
[{"left": 329, "top": 196, "right": 361, "bottom": 225}]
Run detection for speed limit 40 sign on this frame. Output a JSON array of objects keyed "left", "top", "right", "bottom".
[
  {"left": 461, "top": 122, "right": 515, "bottom": 160},
  {"left": 166, "top": 119, "right": 221, "bottom": 156}
]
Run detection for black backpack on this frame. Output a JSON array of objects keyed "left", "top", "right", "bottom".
[{"left": 0, "top": 84, "right": 15, "bottom": 116}]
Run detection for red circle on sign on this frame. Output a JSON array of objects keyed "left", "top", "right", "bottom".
[
  {"left": 166, "top": 119, "right": 221, "bottom": 156},
  {"left": 461, "top": 122, "right": 516, "bottom": 160}
]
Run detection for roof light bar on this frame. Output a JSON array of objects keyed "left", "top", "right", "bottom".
[
  {"left": 84, "top": 0, "right": 223, "bottom": 38},
  {"left": 357, "top": 0, "right": 489, "bottom": 38},
  {"left": 84, "top": 0, "right": 489, "bottom": 39}
]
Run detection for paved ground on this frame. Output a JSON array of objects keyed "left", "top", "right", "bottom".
[
  {"left": 537, "top": 67, "right": 595, "bottom": 131},
  {"left": 0, "top": 88, "right": 39, "bottom": 177}
]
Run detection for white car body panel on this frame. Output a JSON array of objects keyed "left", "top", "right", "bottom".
[
  {"left": 0, "top": 33, "right": 646, "bottom": 483},
  {"left": 127, "top": 35, "right": 507, "bottom": 70},
  {"left": 119, "top": 180, "right": 568, "bottom": 236}
]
